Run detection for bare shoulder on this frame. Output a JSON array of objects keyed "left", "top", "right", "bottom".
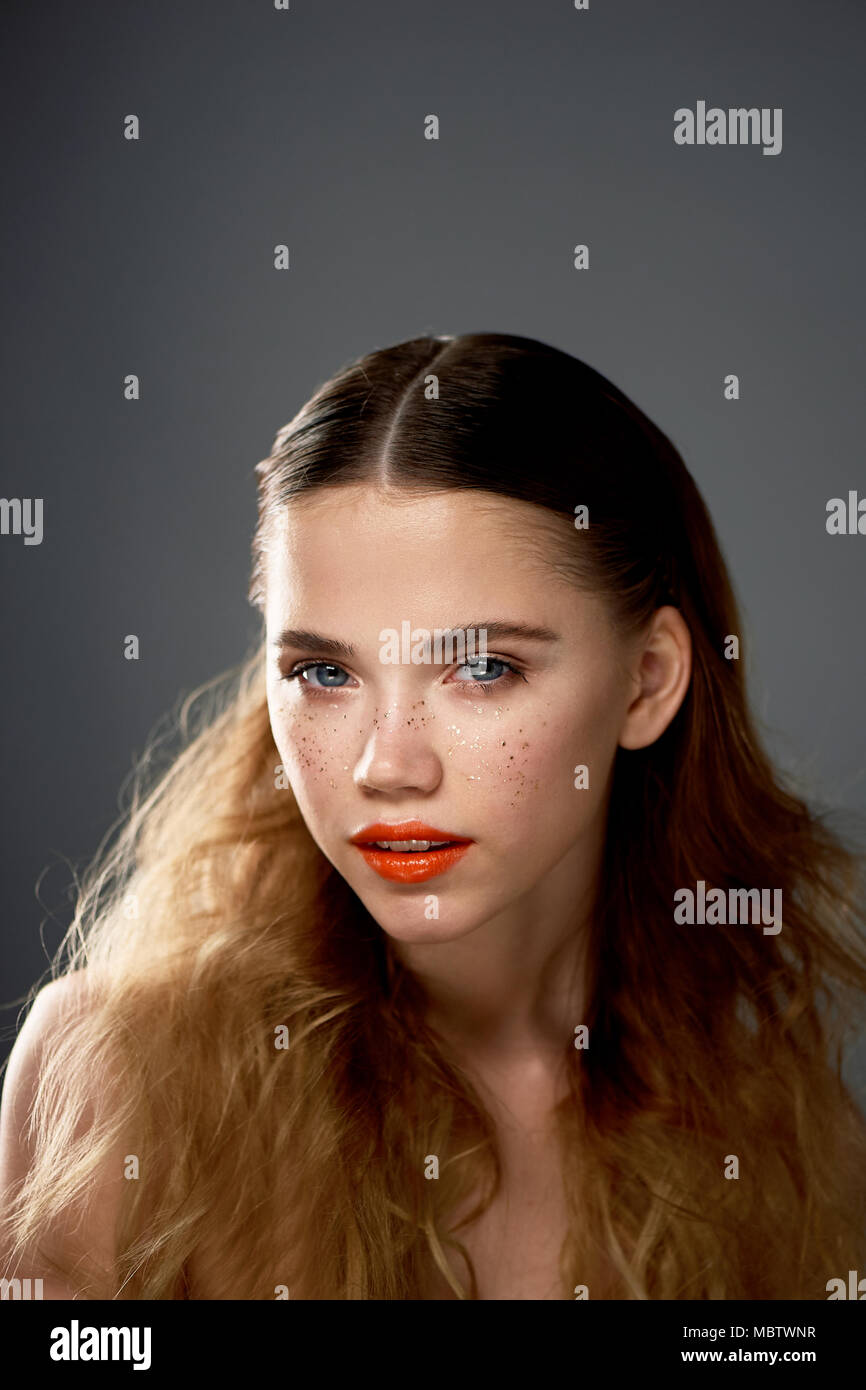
[
  {"left": 14, "top": 971, "right": 93, "bottom": 1042},
  {"left": 0, "top": 969, "right": 123, "bottom": 1297},
  {"left": 1, "top": 972, "right": 92, "bottom": 1116},
  {"left": 1, "top": 972, "right": 93, "bottom": 1113}
]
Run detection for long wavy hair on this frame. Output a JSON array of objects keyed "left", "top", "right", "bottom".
[{"left": 4, "top": 332, "right": 866, "bottom": 1299}]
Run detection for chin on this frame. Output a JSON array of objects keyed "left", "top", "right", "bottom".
[{"left": 361, "top": 898, "right": 483, "bottom": 944}]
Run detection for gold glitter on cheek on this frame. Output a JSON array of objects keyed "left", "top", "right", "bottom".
[{"left": 445, "top": 723, "right": 467, "bottom": 758}]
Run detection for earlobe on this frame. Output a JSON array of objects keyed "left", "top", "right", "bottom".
[{"left": 617, "top": 607, "right": 692, "bottom": 751}]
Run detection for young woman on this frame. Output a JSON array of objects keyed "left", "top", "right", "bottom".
[{"left": 2, "top": 331, "right": 866, "bottom": 1300}]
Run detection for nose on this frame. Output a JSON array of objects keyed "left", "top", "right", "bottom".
[{"left": 353, "top": 706, "right": 443, "bottom": 795}]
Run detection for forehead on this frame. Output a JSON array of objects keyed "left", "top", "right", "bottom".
[{"left": 263, "top": 485, "right": 578, "bottom": 625}]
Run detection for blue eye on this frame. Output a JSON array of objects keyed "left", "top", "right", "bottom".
[
  {"left": 450, "top": 657, "right": 525, "bottom": 696},
  {"left": 282, "top": 656, "right": 526, "bottom": 698},
  {"left": 285, "top": 662, "right": 352, "bottom": 689},
  {"left": 453, "top": 658, "right": 508, "bottom": 683}
]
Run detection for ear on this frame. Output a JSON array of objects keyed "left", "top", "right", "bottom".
[{"left": 618, "top": 606, "right": 692, "bottom": 750}]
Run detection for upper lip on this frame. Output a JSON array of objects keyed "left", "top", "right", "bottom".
[{"left": 349, "top": 820, "right": 473, "bottom": 845}]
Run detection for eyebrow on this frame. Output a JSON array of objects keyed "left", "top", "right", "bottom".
[{"left": 272, "top": 620, "right": 561, "bottom": 660}]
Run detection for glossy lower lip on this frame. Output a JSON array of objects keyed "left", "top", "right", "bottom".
[
  {"left": 352, "top": 842, "right": 473, "bottom": 883},
  {"left": 349, "top": 821, "right": 474, "bottom": 884}
]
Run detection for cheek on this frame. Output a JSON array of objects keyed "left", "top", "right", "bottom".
[
  {"left": 267, "top": 687, "right": 358, "bottom": 796},
  {"left": 442, "top": 708, "right": 557, "bottom": 810},
  {"left": 444, "top": 691, "right": 618, "bottom": 841},
  {"left": 266, "top": 678, "right": 622, "bottom": 853}
]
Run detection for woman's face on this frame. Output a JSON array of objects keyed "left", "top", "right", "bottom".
[{"left": 264, "top": 484, "right": 641, "bottom": 944}]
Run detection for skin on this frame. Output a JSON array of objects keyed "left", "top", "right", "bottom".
[
  {"left": 265, "top": 483, "right": 692, "bottom": 1093},
  {"left": 0, "top": 480, "right": 692, "bottom": 1300}
]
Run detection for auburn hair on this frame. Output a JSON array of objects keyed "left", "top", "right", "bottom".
[{"left": 4, "top": 332, "right": 866, "bottom": 1298}]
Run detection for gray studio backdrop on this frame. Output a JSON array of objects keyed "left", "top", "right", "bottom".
[{"left": 2, "top": 1, "right": 864, "bottom": 1087}]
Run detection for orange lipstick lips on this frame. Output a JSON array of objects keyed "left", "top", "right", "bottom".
[{"left": 349, "top": 820, "right": 474, "bottom": 883}]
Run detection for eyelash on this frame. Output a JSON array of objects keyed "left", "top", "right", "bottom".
[{"left": 282, "top": 656, "right": 528, "bottom": 698}]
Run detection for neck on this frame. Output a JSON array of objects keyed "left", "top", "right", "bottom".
[{"left": 391, "top": 829, "right": 602, "bottom": 1061}]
